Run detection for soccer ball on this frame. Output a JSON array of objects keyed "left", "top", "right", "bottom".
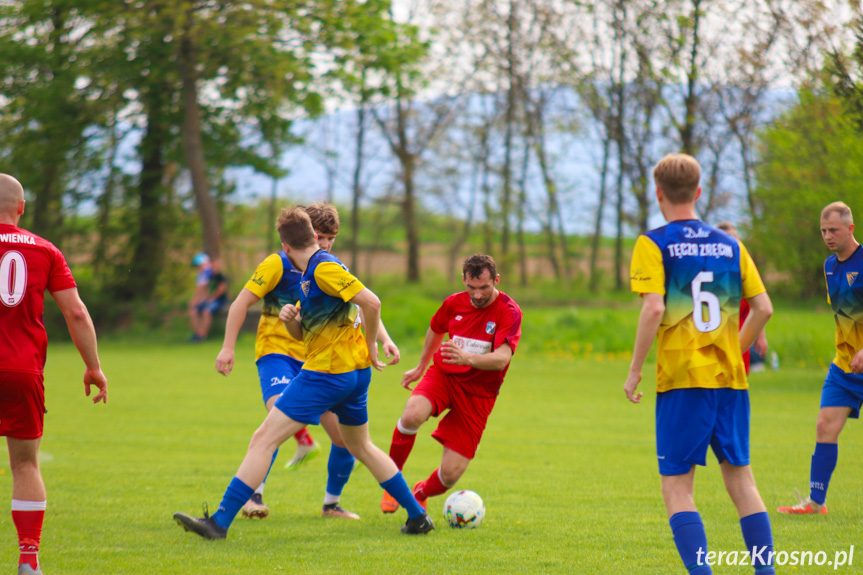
[{"left": 443, "top": 490, "right": 485, "bottom": 529}]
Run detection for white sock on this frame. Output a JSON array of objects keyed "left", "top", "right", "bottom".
[
  {"left": 323, "top": 493, "right": 340, "bottom": 506},
  {"left": 397, "top": 418, "right": 419, "bottom": 435}
]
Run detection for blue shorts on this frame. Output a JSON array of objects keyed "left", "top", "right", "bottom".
[
  {"left": 821, "top": 363, "right": 863, "bottom": 419},
  {"left": 256, "top": 354, "right": 304, "bottom": 404},
  {"left": 195, "top": 297, "right": 227, "bottom": 315},
  {"left": 274, "top": 367, "right": 371, "bottom": 427},
  {"left": 655, "top": 388, "right": 750, "bottom": 476}
]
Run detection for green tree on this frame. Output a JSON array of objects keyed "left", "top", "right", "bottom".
[{"left": 750, "top": 89, "right": 863, "bottom": 297}]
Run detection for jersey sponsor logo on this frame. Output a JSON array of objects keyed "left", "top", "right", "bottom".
[
  {"left": 630, "top": 267, "right": 652, "bottom": 282},
  {"left": 270, "top": 376, "right": 291, "bottom": 386},
  {"left": 0, "top": 233, "right": 36, "bottom": 245},
  {"left": 683, "top": 226, "right": 711, "bottom": 239},
  {"left": 455, "top": 315, "right": 463, "bottom": 321},
  {"left": 336, "top": 277, "right": 356, "bottom": 293},
  {"left": 300, "top": 280, "right": 311, "bottom": 296},
  {"left": 485, "top": 321, "right": 496, "bottom": 334},
  {"left": 847, "top": 272, "right": 859, "bottom": 287},
  {"left": 667, "top": 242, "right": 733, "bottom": 259},
  {"left": 452, "top": 335, "right": 492, "bottom": 355},
  {"left": 250, "top": 272, "right": 266, "bottom": 286}
]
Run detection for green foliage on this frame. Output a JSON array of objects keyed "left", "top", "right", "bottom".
[
  {"left": 750, "top": 88, "right": 863, "bottom": 297},
  {"left": 20, "top": 342, "right": 862, "bottom": 573}
]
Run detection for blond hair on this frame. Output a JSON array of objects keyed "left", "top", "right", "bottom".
[
  {"left": 821, "top": 201, "right": 853, "bottom": 225},
  {"left": 276, "top": 206, "right": 317, "bottom": 249},
  {"left": 304, "top": 201, "right": 339, "bottom": 235},
  {"left": 653, "top": 154, "right": 701, "bottom": 204}
]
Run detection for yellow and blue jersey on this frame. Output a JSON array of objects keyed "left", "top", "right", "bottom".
[
  {"left": 825, "top": 245, "right": 863, "bottom": 373},
  {"left": 244, "top": 252, "right": 306, "bottom": 361},
  {"left": 298, "top": 250, "right": 371, "bottom": 374},
  {"left": 630, "top": 220, "right": 766, "bottom": 393}
]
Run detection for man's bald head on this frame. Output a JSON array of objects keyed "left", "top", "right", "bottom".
[{"left": 0, "top": 174, "right": 25, "bottom": 219}]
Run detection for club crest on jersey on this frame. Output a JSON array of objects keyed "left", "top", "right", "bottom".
[
  {"left": 683, "top": 226, "right": 711, "bottom": 239},
  {"left": 300, "top": 280, "right": 311, "bottom": 296},
  {"left": 848, "top": 272, "right": 859, "bottom": 287},
  {"left": 485, "top": 321, "right": 496, "bottom": 334}
]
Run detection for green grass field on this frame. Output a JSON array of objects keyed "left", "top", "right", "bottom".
[{"left": 1, "top": 338, "right": 861, "bottom": 574}]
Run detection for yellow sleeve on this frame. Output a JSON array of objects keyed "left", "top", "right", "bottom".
[
  {"left": 244, "top": 254, "right": 284, "bottom": 299},
  {"left": 314, "top": 261, "right": 366, "bottom": 302},
  {"left": 739, "top": 242, "right": 766, "bottom": 300},
  {"left": 630, "top": 235, "right": 665, "bottom": 295}
]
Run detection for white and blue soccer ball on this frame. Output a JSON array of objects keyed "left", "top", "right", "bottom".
[{"left": 443, "top": 490, "right": 485, "bottom": 529}]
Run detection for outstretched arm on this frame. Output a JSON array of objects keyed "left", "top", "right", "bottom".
[
  {"left": 51, "top": 287, "right": 107, "bottom": 404},
  {"left": 216, "top": 289, "right": 261, "bottom": 376},
  {"left": 624, "top": 292, "right": 664, "bottom": 404}
]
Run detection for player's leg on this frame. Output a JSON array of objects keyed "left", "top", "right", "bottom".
[
  {"left": 662, "top": 469, "right": 712, "bottom": 575},
  {"left": 320, "top": 410, "right": 359, "bottom": 519},
  {"left": 413, "top": 448, "right": 469, "bottom": 509},
  {"left": 720, "top": 463, "right": 774, "bottom": 575},
  {"left": 380, "top": 395, "right": 434, "bottom": 513},
  {"left": 174, "top": 407, "right": 304, "bottom": 538},
  {"left": 778, "top": 364, "right": 861, "bottom": 514},
  {"left": 241, "top": 394, "right": 280, "bottom": 519},
  {"left": 8, "top": 438, "right": 46, "bottom": 574}
]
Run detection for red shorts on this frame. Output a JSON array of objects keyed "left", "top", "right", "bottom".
[
  {"left": 412, "top": 364, "right": 497, "bottom": 459},
  {"left": 0, "top": 372, "right": 45, "bottom": 439}
]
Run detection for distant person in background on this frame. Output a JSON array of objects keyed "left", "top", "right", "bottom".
[
  {"left": 0, "top": 174, "right": 108, "bottom": 575},
  {"left": 189, "top": 253, "right": 228, "bottom": 342},
  {"left": 778, "top": 201, "right": 863, "bottom": 516},
  {"left": 716, "top": 222, "right": 769, "bottom": 375}
]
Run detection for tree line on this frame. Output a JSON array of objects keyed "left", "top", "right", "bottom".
[{"left": 0, "top": 0, "right": 860, "bottom": 311}]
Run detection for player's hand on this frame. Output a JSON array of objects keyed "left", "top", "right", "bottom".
[
  {"left": 623, "top": 372, "right": 643, "bottom": 404},
  {"left": 84, "top": 368, "right": 108, "bottom": 404},
  {"left": 440, "top": 340, "right": 470, "bottom": 366},
  {"left": 279, "top": 304, "right": 299, "bottom": 323},
  {"left": 215, "top": 348, "right": 234, "bottom": 376},
  {"left": 754, "top": 332, "right": 768, "bottom": 358},
  {"left": 401, "top": 366, "right": 424, "bottom": 390},
  {"left": 382, "top": 340, "right": 401, "bottom": 366},
  {"left": 368, "top": 342, "right": 386, "bottom": 372},
  {"left": 851, "top": 350, "right": 863, "bottom": 374}
]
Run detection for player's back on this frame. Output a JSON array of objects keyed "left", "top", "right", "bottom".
[
  {"left": 824, "top": 245, "right": 863, "bottom": 372},
  {"left": 0, "top": 224, "right": 76, "bottom": 374},
  {"left": 633, "top": 219, "right": 756, "bottom": 392}
]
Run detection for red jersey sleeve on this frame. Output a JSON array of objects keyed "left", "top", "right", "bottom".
[
  {"left": 429, "top": 294, "right": 456, "bottom": 334},
  {"left": 47, "top": 245, "right": 76, "bottom": 293},
  {"left": 493, "top": 295, "right": 522, "bottom": 353}
]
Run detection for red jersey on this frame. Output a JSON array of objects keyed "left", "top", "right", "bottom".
[
  {"left": 429, "top": 290, "right": 522, "bottom": 397},
  {"left": 0, "top": 224, "right": 76, "bottom": 374}
]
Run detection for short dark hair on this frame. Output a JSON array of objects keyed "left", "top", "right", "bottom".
[
  {"left": 462, "top": 254, "right": 497, "bottom": 280},
  {"left": 305, "top": 201, "right": 339, "bottom": 235},
  {"left": 276, "top": 206, "right": 317, "bottom": 249}
]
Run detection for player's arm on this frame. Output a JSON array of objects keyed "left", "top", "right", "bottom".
[
  {"left": 739, "top": 293, "right": 772, "bottom": 352},
  {"left": 279, "top": 304, "right": 303, "bottom": 340},
  {"left": 215, "top": 288, "right": 261, "bottom": 376},
  {"left": 402, "top": 327, "right": 447, "bottom": 390},
  {"left": 376, "top": 318, "right": 400, "bottom": 365},
  {"left": 349, "top": 288, "right": 385, "bottom": 371},
  {"left": 624, "top": 292, "right": 664, "bottom": 404},
  {"left": 51, "top": 287, "right": 108, "bottom": 404},
  {"left": 440, "top": 340, "right": 513, "bottom": 370}
]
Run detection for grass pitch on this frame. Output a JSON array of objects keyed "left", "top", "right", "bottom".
[{"left": 0, "top": 339, "right": 860, "bottom": 574}]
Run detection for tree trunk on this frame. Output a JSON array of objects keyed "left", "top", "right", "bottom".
[
  {"left": 180, "top": 24, "right": 222, "bottom": 260},
  {"left": 351, "top": 84, "right": 367, "bottom": 272},
  {"left": 589, "top": 132, "right": 613, "bottom": 292},
  {"left": 401, "top": 153, "right": 420, "bottom": 283}
]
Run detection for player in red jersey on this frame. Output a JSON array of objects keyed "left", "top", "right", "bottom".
[
  {"left": 0, "top": 174, "right": 108, "bottom": 575},
  {"left": 380, "top": 254, "right": 522, "bottom": 513}
]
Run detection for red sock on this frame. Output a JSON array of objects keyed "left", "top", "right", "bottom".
[
  {"left": 388, "top": 426, "right": 417, "bottom": 470},
  {"left": 12, "top": 500, "right": 46, "bottom": 569},
  {"left": 294, "top": 427, "right": 314, "bottom": 446},
  {"left": 414, "top": 468, "right": 450, "bottom": 501}
]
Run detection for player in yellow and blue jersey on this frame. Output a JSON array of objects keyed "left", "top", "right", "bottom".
[
  {"left": 624, "top": 154, "right": 775, "bottom": 575},
  {"left": 213, "top": 202, "right": 399, "bottom": 520},
  {"left": 778, "top": 201, "right": 863, "bottom": 515},
  {"left": 174, "top": 206, "right": 432, "bottom": 539}
]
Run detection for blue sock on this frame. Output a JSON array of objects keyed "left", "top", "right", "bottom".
[
  {"left": 211, "top": 477, "right": 254, "bottom": 530},
  {"left": 740, "top": 512, "right": 775, "bottom": 574},
  {"left": 809, "top": 442, "right": 838, "bottom": 505},
  {"left": 326, "top": 445, "right": 355, "bottom": 498},
  {"left": 380, "top": 471, "right": 425, "bottom": 519},
  {"left": 669, "top": 512, "right": 712, "bottom": 575}
]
